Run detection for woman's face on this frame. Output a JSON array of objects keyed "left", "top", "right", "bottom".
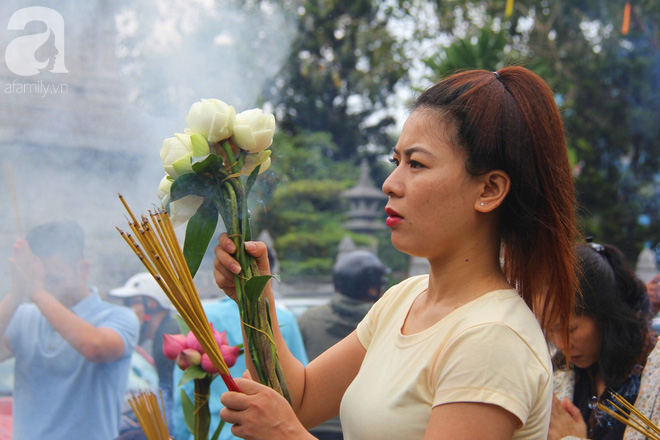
[
  {"left": 382, "top": 110, "right": 482, "bottom": 261},
  {"left": 126, "top": 296, "right": 147, "bottom": 323},
  {"left": 550, "top": 314, "right": 602, "bottom": 369}
]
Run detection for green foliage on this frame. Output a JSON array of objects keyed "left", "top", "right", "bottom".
[
  {"left": 248, "top": 129, "right": 367, "bottom": 276},
  {"left": 245, "top": 275, "right": 275, "bottom": 304},
  {"left": 262, "top": 0, "right": 409, "bottom": 160},
  {"left": 178, "top": 365, "right": 209, "bottom": 386},
  {"left": 256, "top": 179, "right": 348, "bottom": 236},
  {"left": 280, "top": 257, "right": 334, "bottom": 277},
  {"left": 278, "top": 230, "right": 343, "bottom": 273},
  {"left": 183, "top": 199, "right": 219, "bottom": 278},
  {"left": 275, "top": 229, "right": 378, "bottom": 278},
  {"left": 180, "top": 389, "right": 195, "bottom": 433},
  {"left": 248, "top": 130, "right": 354, "bottom": 210},
  {"left": 422, "top": 28, "right": 512, "bottom": 78}
]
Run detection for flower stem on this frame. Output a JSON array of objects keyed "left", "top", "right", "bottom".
[
  {"left": 231, "top": 139, "right": 246, "bottom": 171},
  {"left": 220, "top": 140, "right": 241, "bottom": 175},
  {"left": 193, "top": 377, "right": 211, "bottom": 440},
  {"left": 213, "top": 139, "right": 290, "bottom": 404}
]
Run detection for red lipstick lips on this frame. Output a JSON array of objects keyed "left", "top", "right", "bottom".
[{"left": 385, "top": 207, "right": 403, "bottom": 227}]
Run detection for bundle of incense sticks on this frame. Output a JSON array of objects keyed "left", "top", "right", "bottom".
[
  {"left": 128, "top": 391, "right": 170, "bottom": 440},
  {"left": 117, "top": 194, "right": 239, "bottom": 392},
  {"left": 597, "top": 391, "right": 660, "bottom": 440}
]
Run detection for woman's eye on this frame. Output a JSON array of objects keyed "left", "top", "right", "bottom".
[
  {"left": 388, "top": 157, "right": 399, "bottom": 167},
  {"left": 409, "top": 160, "right": 424, "bottom": 169}
]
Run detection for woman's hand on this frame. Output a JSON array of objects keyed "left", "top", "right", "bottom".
[
  {"left": 213, "top": 234, "right": 271, "bottom": 301},
  {"left": 220, "top": 377, "right": 315, "bottom": 440},
  {"left": 548, "top": 395, "right": 587, "bottom": 440}
]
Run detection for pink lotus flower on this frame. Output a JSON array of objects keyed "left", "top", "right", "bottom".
[
  {"left": 176, "top": 348, "right": 202, "bottom": 370},
  {"left": 220, "top": 344, "right": 241, "bottom": 368},
  {"left": 210, "top": 324, "right": 239, "bottom": 367},
  {"left": 186, "top": 330, "right": 204, "bottom": 353},
  {"left": 165, "top": 326, "right": 242, "bottom": 374},
  {"left": 162, "top": 334, "right": 187, "bottom": 360},
  {"left": 200, "top": 353, "right": 219, "bottom": 375},
  {"left": 211, "top": 324, "right": 229, "bottom": 347}
]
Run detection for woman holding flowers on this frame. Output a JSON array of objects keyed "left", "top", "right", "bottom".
[{"left": 213, "top": 66, "right": 579, "bottom": 439}]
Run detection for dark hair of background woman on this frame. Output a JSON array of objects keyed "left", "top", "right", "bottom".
[
  {"left": 413, "top": 66, "right": 580, "bottom": 347},
  {"left": 572, "top": 243, "right": 652, "bottom": 387}
]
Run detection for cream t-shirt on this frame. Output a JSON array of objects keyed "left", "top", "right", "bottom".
[{"left": 340, "top": 275, "right": 552, "bottom": 440}]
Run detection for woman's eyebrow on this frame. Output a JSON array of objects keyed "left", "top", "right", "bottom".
[{"left": 392, "top": 146, "right": 433, "bottom": 157}]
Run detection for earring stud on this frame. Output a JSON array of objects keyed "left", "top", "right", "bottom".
[{"left": 480, "top": 202, "right": 485, "bottom": 206}]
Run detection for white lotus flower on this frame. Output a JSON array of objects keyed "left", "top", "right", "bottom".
[
  {"left": 169, "top": 196, "right": 205, "bottom": 227},
  {"left": 156, "top": 175, "right": 204, "bottom": 227},
  {"left": 157, "top": 175, "right": 174, "bottom": 205},
  {"left": 160, "top": 133, "right": 210, "bottom": 178},
  {"left": 241, "top": 150, "right": 272, "bottom": 175},
  {"left": 232, "top": 108, "right": 275, "bottom": 153},
  {"left": 186, "top": 99, "right": 236, "bottom": 143}
]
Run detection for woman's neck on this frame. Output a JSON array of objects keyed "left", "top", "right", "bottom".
[
  {"left": 401, "top": 252, "right": 511, "bottom": 336},
  {"left": 425, "top": 249, "right": 511, "bottom": 306}
]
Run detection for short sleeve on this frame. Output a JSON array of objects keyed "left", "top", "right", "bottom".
[
  {"left": 355, "top": 286, "right": 391, "bottom": 350},
  {"left": 99, "top": 306, "right": 140, "bottom": 357},
  {"left": 355, "top": 302, "right": 377, "bottom": 350},
  {"left": 5, "top": 305, "right": 32, "bottom": 355},
  {"left": 433, "top": 322, "right": 551, "bottom": 424}
]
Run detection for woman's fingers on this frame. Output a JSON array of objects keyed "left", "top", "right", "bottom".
[
  {"left": 243, "top": 241, "right": 271, "bottom": 276},
  {"left": 219, "top": 233, "right": 236, "bottom": 254},
  {"left": 213, "top": 234, "right": 272, "bottom": 299},
  {"left": 213, "top": 233, "right": 240, "bottom": 296},
  {"left": 219, "top": 379, "right": 270, "bottom": 425},
  {"left": 220, "top": 378, "right": 304, "bottom": 440}
]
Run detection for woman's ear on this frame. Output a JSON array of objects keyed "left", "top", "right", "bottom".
[{"left": 475, "top": 169, "right": 511, "bottom": 213}]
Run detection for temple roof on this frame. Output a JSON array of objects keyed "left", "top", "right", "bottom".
[{"left": 341, "top": 159, "right": 387, "bottom": 200}]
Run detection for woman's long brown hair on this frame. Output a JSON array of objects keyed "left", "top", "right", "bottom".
[{"left": 414, "top": 66, "right": 580, "bottom": 349}]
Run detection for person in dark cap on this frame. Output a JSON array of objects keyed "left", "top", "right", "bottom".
[
  {"left": 297, "top": 250, "right": 389, "bottom": 439},
  {"left": 0, "top": 220, "right": 139, "bottom": 440}
]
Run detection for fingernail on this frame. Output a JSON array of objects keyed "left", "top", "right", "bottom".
[
  {"left": 230, "top": 263, "right": 241, "bottom": 274},
  {"left": 245, "top": 242, "right": 256, "bottom": 252}
]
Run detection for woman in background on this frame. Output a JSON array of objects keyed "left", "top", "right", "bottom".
[{"left": 549, "top": 241, "right": 660, "bottom": 440}]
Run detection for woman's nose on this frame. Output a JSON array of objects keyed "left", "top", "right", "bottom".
[
  {"left": 382, "top": 170, "right": 401, "bottom": 197},
  {"left": 552, "top": 335, "right": 570, "bottom": 354}
]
